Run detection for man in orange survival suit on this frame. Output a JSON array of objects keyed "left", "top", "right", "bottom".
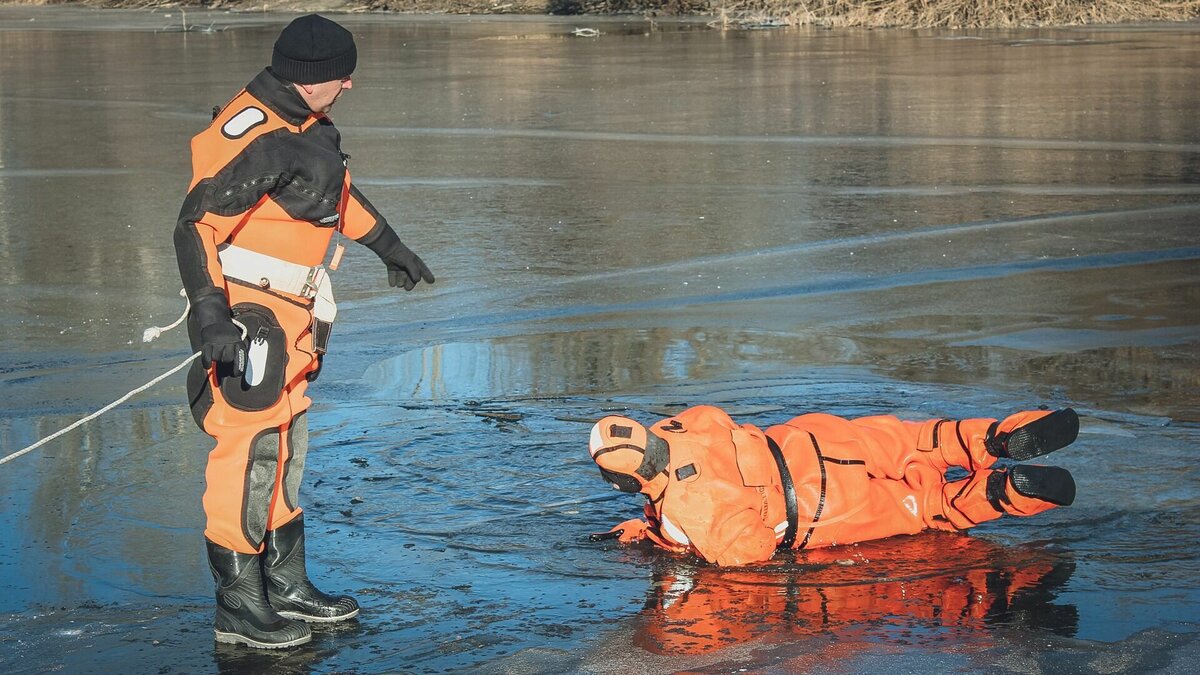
[
  {"left": 174, "top": 15, "right": 434, "bottom": 649},
  {"left": 587, "top": 405, "right": 1078, "bottom": 566}
]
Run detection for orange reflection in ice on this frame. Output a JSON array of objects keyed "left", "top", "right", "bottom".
[{"left": 632, "top": 532, "right": 1076, "bottom": 656}]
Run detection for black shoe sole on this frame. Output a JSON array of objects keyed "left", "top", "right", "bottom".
[
  {"left": 1009, "top": 465, "right": 1076, "bottom": 506},
  {"left": 1005, "top": 408, "right": 1079, "bottom": 461}
]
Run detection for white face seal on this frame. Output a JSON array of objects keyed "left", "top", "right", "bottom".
[{"left": 588, "top": 422, "right": 605, "bottom": 459}]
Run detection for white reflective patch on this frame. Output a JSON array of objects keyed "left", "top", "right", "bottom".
[
  {"left": 245, "top": 338, "right": 269, "bottom": 387},
  {"left": 660, "top": 514, "right": 690, "bottom": 545},
  {"left": 774, "top": 521, "right": 788, "bottom": 535},
  {"left": 589, "top": 423, "right": 603, "bottom": 457},
  {"left": 903, "top": 494, "right": 919, "bottom": 517},
  {"left": 222, "top": 106, "right": 267, "bottom": 138},
  {"left": 662, "top": 573, "right": 695, "bottom": 609}
]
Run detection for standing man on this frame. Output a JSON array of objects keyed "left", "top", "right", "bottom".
[{"left": 174, "top": 14, "right": 434, "bottom": 649}]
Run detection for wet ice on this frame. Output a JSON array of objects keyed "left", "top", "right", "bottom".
[{"left": 1, "top": 7, "right": 1198, "bottom": 673}]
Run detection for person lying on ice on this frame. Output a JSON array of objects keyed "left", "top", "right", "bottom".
[{"left": 587, "top": 405, "right": 1079, "bottom": 566}]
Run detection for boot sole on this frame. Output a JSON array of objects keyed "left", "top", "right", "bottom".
[
  {"left": 1005, "top": 408, "right": 1079, "bottom": 461},
  {"left": 278, "top": 607, "right": 360, "bottom": 623},
  {"left": 215, "top": 629, "right": 312, "bottom": 649},
  {"left": 1010, "top": 465, "right": 1076, "bottom": 506}
]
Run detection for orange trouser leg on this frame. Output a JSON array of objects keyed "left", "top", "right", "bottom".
[
  {"left": 938, "top": 468, "right": 1063, "bottom": 530},
  {"left": 784, "top": 411, "right": 1065, "bottom": 547},
  {"left": 189, "top": 294, "right": 319, "bottom": 555},
  {"left": 845, "top": 410, "right": 1057, "bottom": 476},
  {"left": 803, "top": 463, "right": 947, "bottom": 547},
  {"left": 200, "top": 389, "right": 293, "bottom": 553},
  {"left": 199, "top": 372, "right": 312, "bottom": 554},
  {"left": 803, "top": 463, "right": 1065, "bottom": 545},
  {"left": 843, "top": 415, "right": 997, "bottom": 476}
]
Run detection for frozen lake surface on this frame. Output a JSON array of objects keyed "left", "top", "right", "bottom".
[{"left": 1, "top": 7, "right": 1198, "bottom": 673}]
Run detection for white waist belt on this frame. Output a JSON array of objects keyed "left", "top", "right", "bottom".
[{"left": 218, "top": 244, "right": 337, "bottom": 323}]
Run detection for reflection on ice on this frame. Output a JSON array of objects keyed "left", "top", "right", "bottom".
[
  {"left": 362, "top": 330, "right": 864, "bottom": 400},
  {"left": 628, "top": 533, "right": 1079, "bottom": 656}
]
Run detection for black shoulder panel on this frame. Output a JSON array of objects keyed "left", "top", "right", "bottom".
[{"left": 200, "top": 125, "right": 347, "bottom": 226}]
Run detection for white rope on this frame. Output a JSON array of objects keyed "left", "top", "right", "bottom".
[
  {"left": 142, "top": 288, "right": 190, "bottom": 343},
  {"left": 0, "top": 350, "right": 202, "bottom": 466},
  {"left": 1, "top": 291, "right": 246, "bottom": 467}
]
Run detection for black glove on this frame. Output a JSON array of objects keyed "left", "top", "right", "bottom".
[
  {"left": 192, "top": 293, "right": 247, "bottom": 375},
  {"left": 363, "top": 225, "right": 435, "bottom": 291}
]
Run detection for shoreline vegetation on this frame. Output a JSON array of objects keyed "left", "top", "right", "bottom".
[{"left": 4, "top": 1, "right": 1199, "bottom": 28}]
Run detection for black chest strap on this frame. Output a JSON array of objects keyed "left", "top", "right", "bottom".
[{"left": 765, "top": 436, "right": 799, "bottom": 549}]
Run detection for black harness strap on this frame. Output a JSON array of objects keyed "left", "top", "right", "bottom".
[
  {"left": 796, "top": 432, "right": 829, "bottom": 550},
  {"left": 820, "top": 456, "right": 865, "bottom": 466},
  {"left": 765, "top": 436, "right": 799, "bottom": 550}
]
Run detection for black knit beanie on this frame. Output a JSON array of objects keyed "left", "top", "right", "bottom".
[{"left": 272, "top": 14, "right": 357, "bottom": 85}]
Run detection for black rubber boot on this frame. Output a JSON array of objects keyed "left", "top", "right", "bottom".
[
  {"left": 207, "top": 540, "right": 311, "bottom": 649},
  {"left": 986, "top": 465, "right": 1077, "bottom": 514},
  {"left": 263, "top": 516, "right": 360, "bottom": 623},
  {"left": 987, "top": 408, "right": 1080, "bottom": 461}
]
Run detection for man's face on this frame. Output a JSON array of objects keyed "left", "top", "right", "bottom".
[{"left": 298, "top": 76, "right": 353, "bottom": 114}]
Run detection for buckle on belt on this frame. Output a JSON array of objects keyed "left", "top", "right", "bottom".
[{"left": 300, "top": 266, "right": 324, "bottom": 299}]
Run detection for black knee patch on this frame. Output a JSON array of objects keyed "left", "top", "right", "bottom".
[
  {"left": 1010, "top": 465, "right": 1076, "bottom": 506},
  {"left": 1005, "top": 408, "right": 1080, "bottom": 461},
  {"left": 221, "top": 303, "right": 289, "bottom": 412}
]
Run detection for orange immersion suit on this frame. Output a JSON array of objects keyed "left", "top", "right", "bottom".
[
  {"left": 174, "top": 69, "right": 395, "bottom": 554},
  {"left": 605, "top": 405, "right": 1067, "bottom": 566}
]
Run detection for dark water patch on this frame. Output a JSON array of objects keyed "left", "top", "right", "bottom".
[
  {"left": 0, "top": 95, "right": 175, "bottom": 109},
  {"left": 347, "top": 246, "right": 1200, "bottom": 355},
  {"left": 452, "top": 204, "right": 1200, "bottom": 289},
  {"left": 3, "top": 374, "right": 1197, "bottom": 671},
  {"left": 354, "top": 176, "right": 563, "bottom": 188},
  {"left": 820, "top": 184, "right": 1200, "bottom": 196},
  {"left": 334, "top": 202, "right": 1200, "bottom": 342},
  {"left": 350, "top": 125, "right": 1200, "bottom": 154},
  {"left": 0, "top": 168, "right": 140, "bottom": 178},
  {"left": 953, "top": 326, "right": 1200, "bottom": 352}
]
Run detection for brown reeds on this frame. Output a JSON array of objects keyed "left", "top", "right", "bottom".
[
  {"left": 708, "top": 0, "right": 1200, "bottom": 28},
  {"left": 8, "top": 0, "right": 1199, "bottom": 25}
]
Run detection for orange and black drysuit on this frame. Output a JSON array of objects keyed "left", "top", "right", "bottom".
[
  {"left": 594, "top": 405, "right": 1076, "bottom": 566},
  {"left": 175, "top": 68, "right": 407, "bottom": 555}
]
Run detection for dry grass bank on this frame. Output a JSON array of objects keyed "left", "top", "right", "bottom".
[
  {"left": 709, "top": 0, "right": 1200, "bottom": 28},
  {"left": 367, "top": 0, "right": 1200, "bottom": 26},
  {"left": 5, "top": 0, "right": 1199, "bottom": 27}
]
